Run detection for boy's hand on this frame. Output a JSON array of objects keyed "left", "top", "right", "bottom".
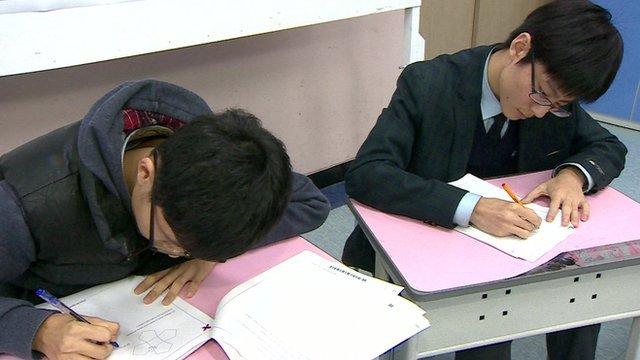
[
  {"left": 521, "top": 167, "right": 589, "bottom": 228},
  {"left": 33, "top": 313, "right": 119, "bottom": 359},
  {"left": 134, "top": 259, "right": 216, "bottom": 305},
  {"left": 470, "top": 197, "right": 541, "bottom": 239}
]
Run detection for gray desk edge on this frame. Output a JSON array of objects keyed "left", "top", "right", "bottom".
[{"left": 346, "top": 199, "right": 640, "bottom": 302}]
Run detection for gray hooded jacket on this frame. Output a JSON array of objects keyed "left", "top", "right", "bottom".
[{"left": 0, "top": 80, "right": 330, "bottom": 358}]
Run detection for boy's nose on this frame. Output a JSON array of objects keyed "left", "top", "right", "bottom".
[{"left": 531, "top": 103, "right": 550, "bottom": 118}]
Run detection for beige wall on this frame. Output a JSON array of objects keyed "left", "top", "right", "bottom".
[
  {"left": 421, "top": 0, "right": 551, "bottom": 59},
  {"left": 473, "top": 0, "right": 552, "bottom": 46},
  {"left": 420, "top": 0, "right": 475, "bottom": 59},
  {"left": 0, "top": 11, "right": 404, "bottom": 175}
]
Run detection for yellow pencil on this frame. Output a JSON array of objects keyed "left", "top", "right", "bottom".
[{"left": 501, "top": 183, "right": 524, "bottom": 206}]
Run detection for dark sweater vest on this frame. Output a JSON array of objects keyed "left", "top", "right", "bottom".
[{"left": 466, "top": 117, "right": 520, "bottom": 179}]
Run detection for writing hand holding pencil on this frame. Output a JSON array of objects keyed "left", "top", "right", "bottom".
[{"left": 469, "top": 184, "right": 542, "bottom": 239}]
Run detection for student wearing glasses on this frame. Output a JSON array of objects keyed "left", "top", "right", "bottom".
[
  {"left": 0, "top": 80, "right": 330, "bottom": 359},
  {"left": 342, "top": 1, "right": 626, "bottom": 359}
]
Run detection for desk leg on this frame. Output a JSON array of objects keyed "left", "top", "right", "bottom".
[
  {"left": 392, "top": 337, "right": 419, "bottom": 360},
  {"left": 377, "top": 349, "right": 393, "bottom": 360},
  {"left": 626, "top": 317, "right": 640, "bottom": 360},
  {"left": 403, "top": 6, "right": 425, "bottom": 66},
  {"left": 374, "top": 253, "right": 418, "bottom": 360},
  {"left": 374, "top": 252, "right": 390, "bottom": 282},
  {"left": 375, "top": 320, "right": 419, "bottom": 360}
]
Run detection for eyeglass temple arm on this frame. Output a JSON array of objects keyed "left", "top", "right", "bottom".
[{"left": 530, "top": 49, "right": 536, "bottom": 92}]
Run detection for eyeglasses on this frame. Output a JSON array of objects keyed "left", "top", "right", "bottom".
[
  {"left": 529, "top": 50, "right": 571, "bottom": 118},
  {"left": 149, "top": 148, "right": 192, "bottom": 258}
]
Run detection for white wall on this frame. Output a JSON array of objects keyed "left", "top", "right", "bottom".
[{"left": 0, "top": 11, "right": 404, "bottom": 174}]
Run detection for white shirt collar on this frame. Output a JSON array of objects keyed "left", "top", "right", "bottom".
[{"left": 480, "top": 50, "right": 502, "bottom": 121}]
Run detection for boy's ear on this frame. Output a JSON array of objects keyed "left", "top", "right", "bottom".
[
  {"left": 136, "top": 157, "right": 155, "bottom": 187},
  {"left": 509, "top": 32, "right": 532, "bottom": 63}
]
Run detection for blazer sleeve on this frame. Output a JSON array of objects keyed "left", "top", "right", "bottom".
[
  {"left": 558, "top": 104, "right": 627, "bottom": 192},
  {"left": 345, "top": 63, "right": 467, "bottom": 228}
]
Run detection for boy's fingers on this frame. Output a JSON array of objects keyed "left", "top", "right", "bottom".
[
  {"left": 84, "top": 317, "right": 120, "bottom": 337},
  {"left": 522, "top": 188, "right": 540, "bottom": 204},
  {"left": 580, "top": 200, "right": 590, "bottom": 221},
  {"left": 513, "top": 216, "right": 535, "bottom": 232},
  {"left": 162, "top": 291, "right": 179, "bottom": 306},
  {"left": 143, "top": 270, "right": 183, "bottom": 304},
  {"left": 522, "top": 183, "right": 549, "bottom": 204},
  {"left": 510, "top": 225, "right": 532, "bottom": 239},
  {"left": 561, "top": 202, "right": 572, "bottom": 227},
  {"left": 547, "top": 198, "right": 561, "bottom": 222},
  {"left": 66, "top": 355, "right": 93, "bottom": 360},
  {"left": 570, "top": 206, "right": 580, "bottom": 228},
  {"left": 134, "top": 269, "right": 170, "bottom": 295},
  {"left": 515, "top": 207, "right": 541, "bottom": 228},
  {"left": 73, "top": 339, "right": 114, "bottom": 359},
  {"left": 162, "top": 276, "right": 190, "bottom": 305},
  {"left": 186, "top": 282, "right": 199, "bottom": 298},
  {"left": 72, "top": 321, "right": 114, "bottom": 344}
]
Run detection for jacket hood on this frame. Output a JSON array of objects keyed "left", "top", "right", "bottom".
[
  {"left": 78, "top": 79, "right": 214, "bottom": 199},
  {"left": 77, "top": 80, "right": 213, "bottom": 252}
]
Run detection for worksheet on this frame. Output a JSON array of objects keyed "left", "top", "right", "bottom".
[
  {"left": 211, "top": 251, "right": 429, "bottom": 360},
  {"left": 449, "top": 174, "right": 575, "bottom": 261},
  {"left": 37, "top": 251, "right": 429, "bottom": 360},
  {"left": 37, "top": 277, "right": 213, "bottom": 360}
]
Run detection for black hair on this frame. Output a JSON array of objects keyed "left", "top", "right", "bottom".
[
  {"left": 153, "top": 109, "right": 292, "bottom": 261},
  {"left": 497, "top": 0, "right": 623, "bottom": 103}
]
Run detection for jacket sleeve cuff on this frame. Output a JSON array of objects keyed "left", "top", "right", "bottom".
[
  {"left": 1, "top": 304, "right": 55, "bottom": 359},
  {"left": 553, "top": 163, "right": 594, "bottom": 192},
  {"left": 453, "top": 192, "right": 482, "bottom": 227}
]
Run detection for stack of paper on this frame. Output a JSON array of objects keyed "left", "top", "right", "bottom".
[
  {"left": 38, "top": 251, "right": 429, "bottom": 360},
  {"left": 449, "top": 174, "right": 575, "bottom": 261},
  {"left": 212, "top": 251, "right": 430, "bottom": 360}
]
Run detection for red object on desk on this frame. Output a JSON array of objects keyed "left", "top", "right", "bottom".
[{"left": 351, "top": 171, "right": 640, "bottom": 293}]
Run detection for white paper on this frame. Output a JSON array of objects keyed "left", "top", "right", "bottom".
[
  {"left": 449, "top": 174, "right": 575, "bottom": 261},
  {"left": 36, "top": 252, "right": 428, "bottom": 360},
  {"left": 37, "top": 277, "right": 214, "bottom": 360},
  {"left": 212, "top": 251, "right": 429, "bottom": 360}
]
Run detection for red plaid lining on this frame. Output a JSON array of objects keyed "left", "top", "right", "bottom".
[{"left": 122, "top": 109, "right": 185, "bottom": 135}]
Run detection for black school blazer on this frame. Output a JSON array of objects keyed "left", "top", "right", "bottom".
[{"left": 345, "top": 45, "right": 627, "bottom": 228}]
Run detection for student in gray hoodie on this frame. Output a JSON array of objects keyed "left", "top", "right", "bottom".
[{"left": 0, "top": 80, "right": 330, "bottom": 359}]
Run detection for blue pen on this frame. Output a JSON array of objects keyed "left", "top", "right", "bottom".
[{"left": 35, "top": 289, "right": 120, "bottom": 348}]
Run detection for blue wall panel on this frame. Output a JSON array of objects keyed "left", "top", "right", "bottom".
[{"left": 583, "top": 0, "right": 640, "bottom": 123}]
